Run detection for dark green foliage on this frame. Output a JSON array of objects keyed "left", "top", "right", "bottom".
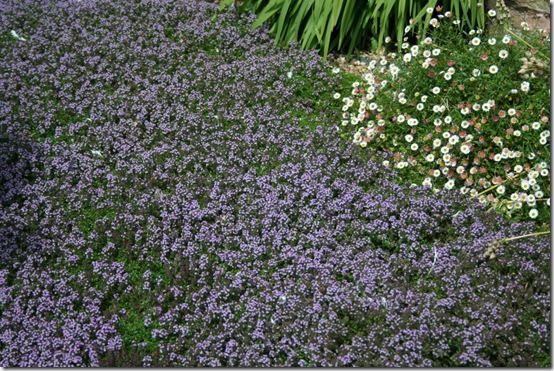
[{"left": 221, "top": 0, "right": 486, "bottom": 56}]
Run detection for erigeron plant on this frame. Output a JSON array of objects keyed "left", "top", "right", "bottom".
[{"left": 336, "top": 8, "right": 550, "bottom": 224}]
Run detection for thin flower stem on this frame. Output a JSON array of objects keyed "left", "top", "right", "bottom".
[
  {"left": 474, "top": 172, "right": 523, "bottom": 198},
  {"left": 501, "top": 198, "right": 550, "bottom": 204},
  {"left": 505, "top": 28, "right": 549, "bottom": 60},
  {"left": 476, "top": 183, "right": 500, "bottom": 197},
  {"left": 502, "top": 230, "right": 550, "bottom": 243}
]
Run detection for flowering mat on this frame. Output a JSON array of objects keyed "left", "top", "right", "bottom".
[{"left": 0, "top": 0, "right": 550, "bottom": 367}]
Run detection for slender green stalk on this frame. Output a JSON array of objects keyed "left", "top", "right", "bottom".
[
  {"left": 474, "top": 172, "right": 523, "bottom": 198},
  {"left": 504, "top": 28, "right": 549, "bottom": 60},
  {"left": 502, "top": 230, "right": 550, "bottom": 242}
]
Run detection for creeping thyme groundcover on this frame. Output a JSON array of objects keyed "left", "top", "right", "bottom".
[{"left": 0, "top": 0, "right": 550, "bottom": 367}]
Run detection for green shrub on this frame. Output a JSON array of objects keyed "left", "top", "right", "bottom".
[
  {"left": 220, "top": 0, "right": 486, "bottom": 56},
  {"left": 336, "top": 12, "right": 550, "bottom": 224}
]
